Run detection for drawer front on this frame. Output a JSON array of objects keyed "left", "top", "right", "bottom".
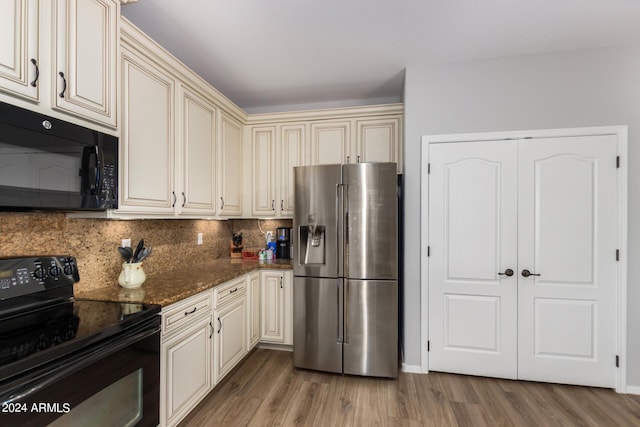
[
  {"left": 213, "top": 276, "right": 247, "bottom": 308},
  {"left": 162, "top": 292, "right": 212, "bottom": 336}
]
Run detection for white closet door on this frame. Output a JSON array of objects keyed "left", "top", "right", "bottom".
[
  {"left": 517, "top": 135, "right": 618, "bottom": 388},
  {"left": 428, "top": 140, "right": 518, "bottom": 379}
]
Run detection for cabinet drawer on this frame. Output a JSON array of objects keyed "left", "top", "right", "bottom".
[
  {"left": 213, "top": 276, "right": 246, "bottom": 308},
  {"left": 162, "top": 292, "right": 212, "bottom": 336}
]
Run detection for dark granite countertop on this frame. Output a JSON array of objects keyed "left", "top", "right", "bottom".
[{"left": 75, "top": 258, "right": 292, "bottom": 307}]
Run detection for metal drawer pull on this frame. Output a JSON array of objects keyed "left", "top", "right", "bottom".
[
  {"left": 498, "top": 269, "right": 514, "bottom": 277},
  {"left": 172, "top": 192, "right": 177, "bottom": 207},
  {"left": 217, "top": 317, "right": 221, "bottom": 334},
  {"left": 184, "top": 307, "right": 197, "bottom": 316},
  {"left": 182, "top": 192, "right": 186, "bottom": 207},
  {"left": 209, "top": 321, "right": 214, "bottom": 338},
  {"left": 521, "top": 269, "right": 540, "bottom": 278},
  {"left": 220, "top": 197, "right": 224, "bottom": 210},
  {"left": 229, "top": 287, "right": 238, "bottom": 294}
]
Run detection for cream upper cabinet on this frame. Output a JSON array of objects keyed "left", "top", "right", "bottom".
[
  {"left": 217, "top": 112, "right": 243, "bottom": 216},
  {"left": 177, "top": 85, "right": 217, "bottom": 216},
  {"left": 251, "top": 123, "right": 306, "bottom": 218},
  {"left": 279, "top": 124, "right": 306, "bottom": 216},
  {"left": 53, "top": 0, "right": 118, "bottom": 127},
  {"left": 356, "top": 116, "right": 403, "bottom": 173},
  {"left": 311, "top": 120, "right": 351, "bottom": 165},
  {"left": 251, "top": 126, "right": 276, "bottom": 216},
  {"left": 119, "top": 44, "right": 175, "bottom": 214},
  {"left": 0, "top": 0, "right": 39, "bottom": 101}
]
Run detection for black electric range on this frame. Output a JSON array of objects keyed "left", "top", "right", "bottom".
[{"left": 0, "top": 256, "right": 161, "bottom": 426}]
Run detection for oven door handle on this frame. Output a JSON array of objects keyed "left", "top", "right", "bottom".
[{"left": 1, "top": 321, "right": 160, "bottom": 404}]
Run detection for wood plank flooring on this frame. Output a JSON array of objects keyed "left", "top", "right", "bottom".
[{"left": 179, "top": 349, "right": 640, "bottom": 426}]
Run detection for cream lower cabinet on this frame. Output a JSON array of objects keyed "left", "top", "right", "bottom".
[
  {"left": 212, "top": 275, "right": 247, "bottom": 385},
  {"left": 161, "top": 293, "right": 213, "bottom": 427},
  {"left": 247, "top": 271, "right": 261, "bottom": 349},
  {"left": 260, "top": 270, "right": 293, "bottom": 345}
]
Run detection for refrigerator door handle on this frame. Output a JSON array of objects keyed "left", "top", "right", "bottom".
[
  {"left": 337, "top": 280, "right": 344, "bottom": 344},
  {"left": 337, "top": 183, "right": 344, "bottom": 277},
  {"left": 344, "top": 280, "right": 349, "bottom": 344}
]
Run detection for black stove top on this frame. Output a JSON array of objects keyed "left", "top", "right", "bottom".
[
  {"left": 0, "top": 298, "right": 160, "bottom": 382},
  {"left": 0, "top": 256, "right": 161, "bottom": 383}
]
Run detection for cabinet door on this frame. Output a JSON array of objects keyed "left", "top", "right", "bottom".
[
  {"left": 310, "top": 121, "right": 351, "bottom": 165},
  {"left": 217, "top": 112, "right": 243, "bottom": 216},
  {"left": 213, "top": 297, "right": 247, "bottom": 384},
  {"left": 178, "top": 86, "right": 216, "bottom": 216},
  {"left": 247, "top": 272, "right": 260, "bottom": 349},
  {"left": 53, "top": 0, "right": 118, "bottom": 126},
  {"left": 161, "top": 318, "right": 212, "bottom": 427},
  {"left": 279, "top": 124, "right": 306, "bottom": 217},
  {"left": 356, "top": 116, "right": 402, "bottom": 173},
  {"left": 260, "top": 270, "right": 285, "bottom": 343},
  {"left": 0, "top": 0, "right": 39, "bottom": 101},
  {"left": 251, "top": 126, "right": 276, "bottom": 216},
  {"left": 119, "top": 45, "right": 175, "bottom": 213}
]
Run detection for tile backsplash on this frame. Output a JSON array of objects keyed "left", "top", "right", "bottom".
[{"left": 0, "top": 212, "right": 291, "bottom": 293}]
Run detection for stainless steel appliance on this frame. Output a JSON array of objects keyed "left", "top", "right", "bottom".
[
  {"left": 0, "top": 256, "right": 160, "bottom": 426},
  {"left": 0, "top": 102, "right": 118, "bottom": 211},
  {"left": 293, "top": 163, "right": 398, "bottom": 378},
  {"left": 276, "top": 227, "right": 292, "bottom": 259}
]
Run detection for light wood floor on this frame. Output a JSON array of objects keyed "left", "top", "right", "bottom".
[{"left": 180, "top": 349, "right": 640, "bottom": 426}]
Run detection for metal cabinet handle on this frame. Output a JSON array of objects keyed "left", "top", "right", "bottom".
[
  {"left": 217, "top": 317, "right": 221, "bottom": 334},
  {"left": 521, "top": 269, "right": 540, "bottom": 278},
  {"left": 498, "top": 269, "right": 514, "bottom": 277},
  {"left": 229, "top": 287, "right": 238, "bottom": 294},
  {"left": 184, "top": 307, "right": 197, "bottom": 316},
  {"left": 209, "top": 321, "right": 214, "bottom": 338},
  {"left": 30, "top": 58, "right": 39, "bottom": 87},
  {"left": 220, "top": 197, "right": 224, "bottom": 210},
  {"left": 357, "top": 155, "right": 360, "bottom": 163},
  {"left": 58, "top": 72, "right": 67, "bottom": 98},
  {"left": 280, "top": 276, "right": 283, "bottom": 289},
  {"left": 182, "top": 192, "right": 186, "bottom": 207},
  {"left": 271, "top": 200, "right": 275, "bottom": 211},
  {"left": 281, "top": 200, "right": 284, "bottom": 212},
  {"left": 172, "top": 191, "right": 176, "bottom": 207},
  {"left": 346, "top": 155, "right": 350, "bottom": 163}
]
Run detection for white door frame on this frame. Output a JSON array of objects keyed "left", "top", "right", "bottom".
[{"left": 420, "top": 126, "right": 628, "bottom": 392}]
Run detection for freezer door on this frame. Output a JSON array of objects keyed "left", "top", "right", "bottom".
[
  {"left": 343, "top": 279, "right": 398, "bottom": 378},
  {"left": 343, "top": 163, "right": 398, "bottom": 280},
  {"left": 293, "top": 277, "right": 343, "bottom": 374},
  {"left": 293, "top": 164, "right": 342, "bottom": 278}
]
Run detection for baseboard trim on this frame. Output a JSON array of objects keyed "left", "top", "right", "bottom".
[
  {"left": 625, "top": 385, "right": 640, "bottom": 395},
  {"left": 257, "top": 342, "right": 293, "bottom": 352},
  {"left": 401, "top": 363, "right": 425, "bottom": 374}
]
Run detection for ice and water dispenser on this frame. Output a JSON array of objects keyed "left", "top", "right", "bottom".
[{"left": 298, "top": 221, "right": 326, "bottom": 265}]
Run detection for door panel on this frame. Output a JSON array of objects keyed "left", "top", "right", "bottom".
[
  {"left": 517, "top": 135, "right": 618, "bottom": 387},
  {"left": 292, "top": 277, "right": 342, "bottom": 374},
  {"left": 428, "top": 140, "right": 518, "bottom": 379},
  {"left": 343, "top": 280, "right": 398, "bottom": 377},
  {"left": 343, "top": 163, "right": 398, "bottom": 280}
]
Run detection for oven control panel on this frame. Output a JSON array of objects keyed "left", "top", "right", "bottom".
[{"left": 0, "top": 256, "right": 79, "bottom": 300}]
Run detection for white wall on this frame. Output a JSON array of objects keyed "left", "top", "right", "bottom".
[{"left": 403, "top": 45, "right": 640, "bottom": 386}]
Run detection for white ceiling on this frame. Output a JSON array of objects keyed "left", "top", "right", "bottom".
[{"left": 121, "top": 0, "right": 640, "bottom": 113}]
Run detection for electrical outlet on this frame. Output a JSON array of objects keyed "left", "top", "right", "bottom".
[
  {"left": 197, "top": 232, "right": 203, "bottom": 245},
  {"left": 121, "top": 238, "right": 131, "bottom": 248}
]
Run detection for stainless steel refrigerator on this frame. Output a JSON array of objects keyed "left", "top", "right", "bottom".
[{"left": 293, "top": 162, "right": 398, "bottom": 378}]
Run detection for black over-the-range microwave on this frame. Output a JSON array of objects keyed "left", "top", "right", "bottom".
[{"left": 0, "top": 102, "right": 118, "bottom": 211}]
